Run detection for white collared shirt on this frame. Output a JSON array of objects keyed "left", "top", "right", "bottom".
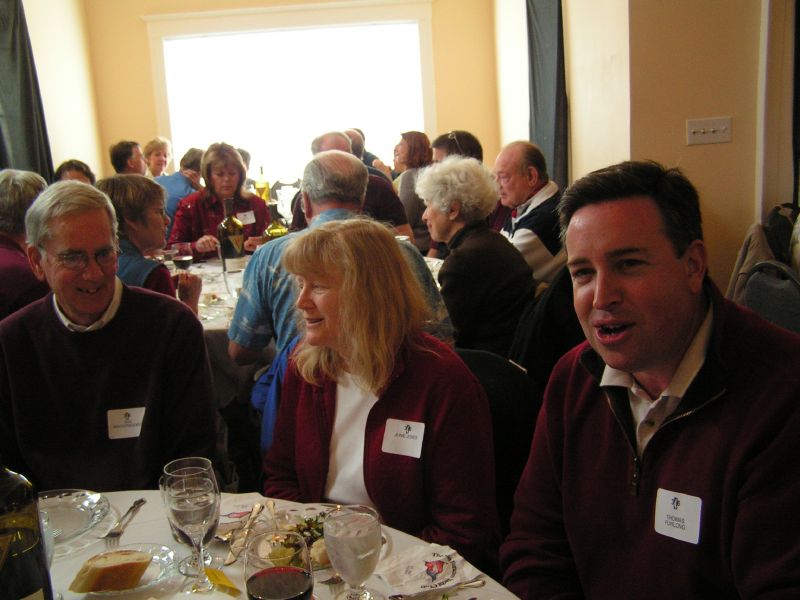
[
  {"left": 508, "top": 180, "right": 560, "bottom": 228},
  {"left": 600, "top": 307, "right": 713, "bottom": 455},
  {"left": 53, "top": 277, "right": 123, "bottom": 332}
]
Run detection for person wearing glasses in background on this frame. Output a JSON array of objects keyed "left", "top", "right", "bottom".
[
  {"left": 494, "top": 141, "right": 565, "bottom": 284},
  {"left": 0, "top": 181, "right": 216, "bottom": 492}
]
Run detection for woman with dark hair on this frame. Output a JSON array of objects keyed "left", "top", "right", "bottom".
[
  {"left": 97, "top": 174, "right": 201, "bottom": 314},
  {"left": 431, "top": 130, "right": 484, "bottom": 163},
  {"left": 263, "top": 218, "right": 500, "bottom": 573},
  {"left": 167, "top": 142, "right": 268, "bottom": 259},
  {"left": 389, "top": 131, "right": 433, "bottom": 253},
  {"left": 53, "top": 159, "right": 96, "bottom": 185}
]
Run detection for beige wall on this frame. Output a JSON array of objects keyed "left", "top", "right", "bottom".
[
  {"left": 629, "top": 0, "right": 762, "bottom": 288},
  {"left": 22, "top": 0, "right": 103, "bottom": 176},
  {"left": 564, "top": 0, "right": 773, "bottom": 288},
  {"left": 562, "top": 0, "right": 631, "bottom": 179}
]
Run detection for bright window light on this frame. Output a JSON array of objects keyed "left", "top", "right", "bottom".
[{"left": 162, "top": 23, "right": 424, "bottom": 191}]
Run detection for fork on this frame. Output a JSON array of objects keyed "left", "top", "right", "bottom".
[{"left": 103, "top": 498, "right": 147, "bottom": 547}]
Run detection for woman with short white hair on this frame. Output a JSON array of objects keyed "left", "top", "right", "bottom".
[{"left": 417, "top": 155, "right": 536, "bottom": 355}]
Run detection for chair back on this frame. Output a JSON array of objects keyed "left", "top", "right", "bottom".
[
  {"left": 742, "top": 260, "right": 800, "bottom": 333},
  {"left": 508, "top": 265, "right": 585, "bottom": 388},
  {"left": 455, "top": 348, "right": 543, "bottom": 538}
]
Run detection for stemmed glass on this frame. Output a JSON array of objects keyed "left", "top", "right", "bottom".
[
  {"left": 244, "top": 531, "right": 313, "bottom": 600},
  {"left": 323, "top": 505, "right": 384, "bottom": 600},
  {"left": 159, "top": 457, "right": 219, "bottom": 577},
  {"left": 161, "top": 458, "right": 220, "bottom": 593}
]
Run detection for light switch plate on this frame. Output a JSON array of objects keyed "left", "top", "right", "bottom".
[{"left": 686, "top": 117, "right": 732, "bottom": 145}]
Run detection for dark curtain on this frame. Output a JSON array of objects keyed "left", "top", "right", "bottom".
[
  {"left": 794, "top": 0, "right": 800, "bottom": 207},
  {"left": 0, "top": 0, "right": 53, "bottom": 179},
  {"left": 527, "top": 0, "right": 568, "bottom": 190}
]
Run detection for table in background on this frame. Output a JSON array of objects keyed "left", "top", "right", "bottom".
[
  {"left": 50, "top": 490, "right": 518, "bottom": 600},
  {"left": 192, "top": 259, "right": 273, "bottom": 492}
]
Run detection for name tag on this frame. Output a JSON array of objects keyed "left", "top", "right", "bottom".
[
  {"left": 382, "top": 418, "right": 424, "bottom": 458},
  {"left": 236, "top": 210, "right": 256, "bottom": 225},
  {"left": 107, "top": 407, "right": 145, "bottom": 440},
  {"left": 654, "top": 488, "right": 702, "bottom": 544}
]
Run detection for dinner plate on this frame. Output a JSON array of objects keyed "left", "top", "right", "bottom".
[
  {"left": 87, "top": 543, "right": 176, "bottom": 596},
  {"left": 38, "top": 489, "right": 110, "bottom": 543}
]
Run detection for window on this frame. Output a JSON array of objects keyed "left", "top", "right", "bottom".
[{"left": 147, "top": 2, "right": 435, "bottom": 196}]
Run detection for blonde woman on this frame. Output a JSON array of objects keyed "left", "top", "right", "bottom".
[
  {"left": 263, "top": 218, "right": 500, "bottom": 573},
  {"left": 143, "top": 136, "right": 172, "bottom": 178}
]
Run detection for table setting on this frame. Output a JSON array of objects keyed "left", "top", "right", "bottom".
[{"left": 44, "top": 460, "right": 517, "bottom": 600}]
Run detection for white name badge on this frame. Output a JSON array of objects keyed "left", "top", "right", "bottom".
[
  {"left": 382, "top": 418, "right": 425, "bottom": 458},
  {"left": 236, "top": 210, "right": 256, "bottom": 225},
  {"left": 654, "top": 488, "right": 702, "bottom": 544},
  {"left": 107, "top": 407, "right": 145, "bottom": 440}
]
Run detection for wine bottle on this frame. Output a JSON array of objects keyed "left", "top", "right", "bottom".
[
  {"left": 254, "top": 167, "right": 270, "bottom": 201},
  {"left": 0, "top": 466, "right": 54, "bottom": 600},
  {"left": 264, "top": 202, "right": 289, "bottom": 240},
  {"left": 218, "top": 198, "right": 246, "bottom": 272}
]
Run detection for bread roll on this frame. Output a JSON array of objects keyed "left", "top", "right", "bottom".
[{"left": 69, "top": 549, "right": 152, "bottom": 592}]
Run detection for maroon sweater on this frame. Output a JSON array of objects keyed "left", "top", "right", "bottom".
[
  {"left": 263, "top": 333, "right": 501, "bottom": 573},
  {"left": 0, "top": 234, "right": 49, "bottom": 321},
  {"left": 501, "top": 283, "right": 800, "bottom": 598},
  {"left": 0, "top": 285, "right": 216, "bottom": 491}
]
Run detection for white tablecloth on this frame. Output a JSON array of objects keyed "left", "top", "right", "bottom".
[{"left": 49, "top": 490, "right": 517, "bottom": 599}]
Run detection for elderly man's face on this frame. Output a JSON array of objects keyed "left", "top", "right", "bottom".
[
  {"left": 565, "top": 196, "right": 707, "bottom": 396},
  {"left": 493, "top": 147, "right": 539, "bottom": 209},
  {"left": 28, "top": 209, "right": 118, "bottom": 326}
]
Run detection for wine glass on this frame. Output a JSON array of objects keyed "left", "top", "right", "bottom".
[
  {"left": 160, "top": 457, "right": 219, "bottom": 577},
  {"left": 244, "top": 531, "right": 313, "bottom": 600},
  {"left": 323, "top": 505, "right": 384, "bottom": 600},
  {"left": 162, "top": 460, "right": 220, "bottom": 592},
  {"left": 171, "top": 242, "right": 193, "bottom": 272}
]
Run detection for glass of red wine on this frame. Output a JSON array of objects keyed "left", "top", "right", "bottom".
[
  {"left": 244, "top": 531, "right": 313, "bottom": 600},
  {"left": 170, "top": 242, "right": 193, "bottom": 272}
]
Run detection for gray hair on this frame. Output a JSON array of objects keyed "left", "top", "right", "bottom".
[
  {"left": 26, "top": 180, "right": 118, "bottom": 248},
  {"left": 310, "top": 131, "right": 352, "bottom": 155},
  {"left": 301, "top": 150, "right": 368, "bottom": 207},
  {"left": 0, "top": 169, "right": 47, "bottom": 236},
  {"left": 415, "top": 155, "right": 499, "bottom": 222}
]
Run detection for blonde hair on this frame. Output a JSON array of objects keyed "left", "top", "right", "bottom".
[
  {"left": 282, "top": 218, "right": 430, "bottom": 393},
  {"left": 143, "top": 136, "right": 172, "bottom": 160}
]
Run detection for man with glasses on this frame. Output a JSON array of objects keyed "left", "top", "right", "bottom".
[
  {"left": 494, "top": 141, "right": 565, "bottom": 284},
  {"left": 0, "top": 181, "right": 216, "bottom": 491}
]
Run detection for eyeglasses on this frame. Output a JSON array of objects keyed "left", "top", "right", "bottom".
[
  {"left": 47, "top": 247, "right": 118, "bottom": 271},
  {"left": 447, "top": 131, "right": 464, "bottom": 155}
]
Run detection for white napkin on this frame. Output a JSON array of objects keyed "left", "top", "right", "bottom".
[{"left": 375, "top": 543, "right": 481, "bottom": 598}]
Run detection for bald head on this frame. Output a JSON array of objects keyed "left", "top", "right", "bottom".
[
  {"left": 301, "top": 150, "right": 369, "bottom": 219},
  {"left": 311, "top": 131, "right": 352, "bottom": 155}
]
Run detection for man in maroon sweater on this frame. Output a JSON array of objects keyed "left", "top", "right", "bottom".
[
  {"left": 501, "top": 161, "right": 800, "bottom": 598},
  {"left": 0, "top": 181, "right": 216, "bottom": 491}
]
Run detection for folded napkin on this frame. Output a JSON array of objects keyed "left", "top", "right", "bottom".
[{"left": 375, "top": 544, "right": 481, "bottom": 598}]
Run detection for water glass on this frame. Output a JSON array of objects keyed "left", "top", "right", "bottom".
[{"left": 323, "top": 505, "right": 383, "bottom": 600}]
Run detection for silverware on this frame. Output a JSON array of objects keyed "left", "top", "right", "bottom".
[
  {"left": 102, "top": 498, "right": 146, "bottom": 547},
  {"left": 387, "top": 576, "right": 486, "bottom": 600},
  {"left": 224, "top": 502, "right": 264, "bottom": 565}
]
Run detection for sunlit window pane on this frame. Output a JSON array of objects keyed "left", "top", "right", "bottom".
[{"left": 163, "top": 22, "right": 424, "bottom": 188}]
